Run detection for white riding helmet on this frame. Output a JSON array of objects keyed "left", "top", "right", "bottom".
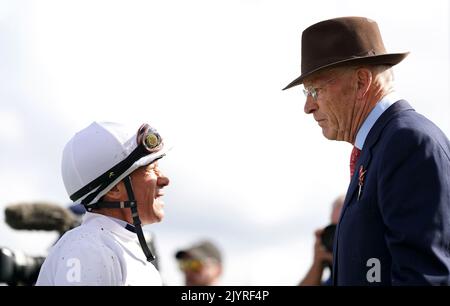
[{"left": 61, "top": 121, "right": 169, "bottom": 205}]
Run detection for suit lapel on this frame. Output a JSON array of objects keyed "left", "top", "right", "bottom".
[{"left": 343, "top": 100, "right": 414, "bottom": 206}]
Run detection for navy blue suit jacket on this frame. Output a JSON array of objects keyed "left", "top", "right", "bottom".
[{"left": 333, "top": 100, "right": 450, "bottom": 285}]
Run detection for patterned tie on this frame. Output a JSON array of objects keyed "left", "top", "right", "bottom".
[{"left": 350, "top": 146, "right": 361, "bottom": 178}]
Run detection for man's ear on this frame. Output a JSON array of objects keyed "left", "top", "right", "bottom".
[
  {"left": 103, "top": 181, "right": 126, "bottom": 201},
  {"left": 355, "top": 68, "right": 372, "bottom": 99}
]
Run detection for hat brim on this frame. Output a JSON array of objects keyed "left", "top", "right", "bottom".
[
  {"left": 175, "top": 249, "right": 206, "bottom": 261},
  {"left": 175, "top": 250, "right": 189, "bottom": 259},
  {"left": 282, "top": 52, "right": 409, "bottom": 90}
]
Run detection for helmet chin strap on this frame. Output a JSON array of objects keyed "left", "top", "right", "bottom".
[
  {"left": 122, "top": 176, "right": 155, "bottom": 262},
  {"left": 83, "top": 176, "right": 155, "bottom": 262}
]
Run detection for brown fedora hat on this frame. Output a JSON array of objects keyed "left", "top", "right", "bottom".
[{"left": 283, "top": 16, "right": 409, "bottom": 90}]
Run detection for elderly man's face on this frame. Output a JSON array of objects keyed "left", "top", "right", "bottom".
[
  {"left": 303, "top": 68, "right": 357, "bottom": 141},
  {"left": 100, "top": 161, "right": 170, "bottom": 225},
  {"left": 131, "top": 162, "right": 170, "bottom": 224}
]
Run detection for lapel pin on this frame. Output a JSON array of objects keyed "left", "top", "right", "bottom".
[{"left": 358, "top": 165, "right": 367, "bottom": 201}]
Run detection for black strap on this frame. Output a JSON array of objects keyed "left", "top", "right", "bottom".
[
  {"left": 125, "top": 224, "right": 136, "bottom": 233},
  {"left": 72, "top": 151, "right": 164, "bottom": 203},
  {"left": 85, "top": 176, "right": 156, "bottom": 262},
  {"left": 85, "top": 201, "right": 135, "bottom": 210},
  {"left": 71, "top": 146, "right": 146, "bottom": 201},
  {"left": 81, "top": 178, "right": 119, "bottom": 206},
  {"left": 123, "top": 176, "right": 155, "bottom": 262}
]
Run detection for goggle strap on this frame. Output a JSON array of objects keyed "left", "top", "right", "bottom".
[
  {"left": 70, "top": 146, "right": 146, "bottom": 202},
  {"left": 81, "top": 178, "right": 113, "bottom": 206},
  {"left": 73, "top": 151, "right": 165, "bottom": 204}
]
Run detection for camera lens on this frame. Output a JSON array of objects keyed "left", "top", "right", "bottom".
[{"left": 0, "top": 247, "right": 45, "bottom": 285}]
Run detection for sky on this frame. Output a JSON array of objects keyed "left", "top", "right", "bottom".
[{"left": 0, "top": 0, "right": 449, "bottom": 285}]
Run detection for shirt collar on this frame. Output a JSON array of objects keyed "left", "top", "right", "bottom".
[
  {"left": 82, "top": 212, "right": 136, "bottom": 235},
  {"left": 354, "top": 92, "right": 401, "bottom": 150},
  {"left": 108, "top": 216, "right": 136, "bottom": 233}
]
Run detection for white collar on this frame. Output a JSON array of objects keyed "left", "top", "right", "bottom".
[{"left": 354, "top": 92, "right": 401, "bottom": 149}]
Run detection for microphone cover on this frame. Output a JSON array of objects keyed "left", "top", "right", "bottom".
[{"left": 5, "top": 202, "right": 79, "bottom": 233}]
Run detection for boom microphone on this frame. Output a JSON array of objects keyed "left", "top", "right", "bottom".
[{"left": 5, "top": 202, "right": 80, "bottom": 233}]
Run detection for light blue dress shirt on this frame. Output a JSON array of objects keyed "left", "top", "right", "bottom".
[{"left": 354, "top": 92, "right": 401, "bottom": 150}]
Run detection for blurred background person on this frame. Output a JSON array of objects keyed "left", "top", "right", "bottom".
[
  {"left": 299, "top": 195, "right": 344, "bottom": 286},
  {"left": 175, "top": 240, "right": 223, "bottom": 286}
]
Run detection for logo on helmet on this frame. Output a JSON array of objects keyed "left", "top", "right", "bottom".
[{"left": 145, "top": 133, "right": 160, "bottom": 150}]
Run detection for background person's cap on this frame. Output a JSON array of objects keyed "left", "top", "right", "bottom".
[{"left": 175, "top": 240, "right": 222, "bottom": 263}]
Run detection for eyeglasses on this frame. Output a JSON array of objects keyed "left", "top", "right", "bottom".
[
  {"left": 178, "top": 259, "right": 204, "bottom": 273},
  {"left": 302, "top": 76, "right": 338, "bottom": 101},
  {"left": 302, "top": 87, "right": 320, "bottom": 101}
]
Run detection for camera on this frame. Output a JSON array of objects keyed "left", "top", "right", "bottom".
[
  {"left": 0, "top": 247, "right": 45, "bottom": 286},
  {"left": 320, "top": 224, "right": 337, "bottom": 253}
]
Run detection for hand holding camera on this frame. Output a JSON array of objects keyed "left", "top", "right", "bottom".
[{"left": 313, "top": 224, "right": 336, "bottom": 268}]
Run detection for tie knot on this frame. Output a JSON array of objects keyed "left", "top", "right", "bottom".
[{"left": 350, "top": 147, "right": 361, "bottom": 178}]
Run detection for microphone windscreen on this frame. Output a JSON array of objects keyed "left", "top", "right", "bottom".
[{"left": 5, "top": 202, "right": 79, "bottom": 233}]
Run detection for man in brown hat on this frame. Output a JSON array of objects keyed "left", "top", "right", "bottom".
[
  {"left": 284, "top": 17, "right": 450, "bottom": 285},
  {"left": 175, "top": 240, "right": 223, "bottom": 286}
]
